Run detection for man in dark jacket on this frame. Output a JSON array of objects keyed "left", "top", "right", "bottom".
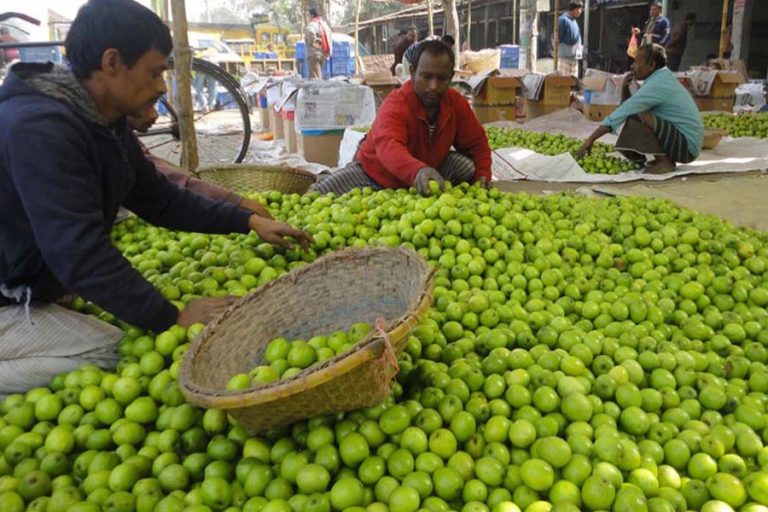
[
  {"left": 0, "top": 0, "right": 311, "bottom": 394},
  {"left": 557, "top": 1, "right": 583, "bottom": 77},
  {"left": 391, "top": 27, "right": 417, "bottom": 76},
  {"left": 311, "top": 40, "right": 491, "bottom": 196},
  {"left": 633, "top": 2, "right": 670, "bottom": 47},
  {"left": 666, "top": 12, "right": 696, "bottom": 71}
]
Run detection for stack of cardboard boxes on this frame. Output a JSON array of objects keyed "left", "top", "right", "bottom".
[
  {"left": 524, "top": 74, "right": 578, "bottom": 120},
  {"left": 468, "top": 70, "right": 524, "bottom": 123},
  {"left": 581, "top": 70, "right": 624, "bottom": 122},
  {"left": 693, "top": 71, "right": 744, "bottom": 113}
]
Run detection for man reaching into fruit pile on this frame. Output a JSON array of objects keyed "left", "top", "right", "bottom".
[
  {"left": 578, "top": 43, "right": 703, "bottom": 174},
  {"left": 0, "top": 0, "right": 312, "bottom": 395},
  {"left": 311, "top": 40, "right": 492, "bottom": 196}
]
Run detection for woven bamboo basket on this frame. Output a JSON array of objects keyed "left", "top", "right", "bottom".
[
  {"left": 703, "top": 128, "right": 726, "bottom": 150},
  {"left": 195, "top": 164, "right": 316, "bottom": 194},
  {"left": 179, "top": 247, "right": 434, "bottom": 434}
]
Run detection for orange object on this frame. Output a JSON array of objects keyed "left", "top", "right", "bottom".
[{"left": 257, "top": 132, "right": 274, "bottom": 141}]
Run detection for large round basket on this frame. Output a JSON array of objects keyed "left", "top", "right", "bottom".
[
  {"left": 179, "top": 247, "right": 434, "bottom": 434},
  {"left": 703, "top": 128, "right": 726, "bottom": 150},
  {"left": 195, "top": 164, "right": 316, "bottom": 194}
]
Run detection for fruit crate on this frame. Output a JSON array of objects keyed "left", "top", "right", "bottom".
[
  {"left": 500, "top": 57, "right": 520, "bottom": 69},
  {"left": 296, "top": 58, "right": 307, "bottom": 79},
  {"left": 332, "top": 40, "right": 354, "bottom": 58},
  {"left": 331, "top": 57, "right": 355, "bottom": 77},
  {"left": 179, "top": 247, "right": 434, "bottom": 434}
]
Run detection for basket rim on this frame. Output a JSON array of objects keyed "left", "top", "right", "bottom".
[
  {"left": 179, "top": 246, "right": 434, "bottom": 410},
  {"left": 195, "top": 164, "right": 317, "bottom": 183}
]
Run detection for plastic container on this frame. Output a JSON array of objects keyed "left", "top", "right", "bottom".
[
  {"left": 296, "top": 41, "right": 306, "bottom": 59},
  {"left": 331, "top": 57, "right": 355, "bottom": 77},
  {"left": 498, "top": 44, "right": 520, "bottom": 61},
  {"left": 332, "top": 40, "right": 353, "bottom": 58}
]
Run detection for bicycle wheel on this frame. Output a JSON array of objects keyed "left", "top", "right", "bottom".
[{"left": 139, "top": 56, "right": 252, "bottom": 167}]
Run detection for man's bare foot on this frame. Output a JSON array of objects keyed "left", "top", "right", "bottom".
[{"left": 644, "top": 158, "right": 677, "bottom": 174}]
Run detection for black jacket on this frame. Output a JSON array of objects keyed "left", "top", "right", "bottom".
[{"left": 0, "top": 63, "right": 252, "bottom": 331}]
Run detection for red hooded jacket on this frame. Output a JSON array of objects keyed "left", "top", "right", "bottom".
[{"left": 357, "top": 80, "right": 492, "bottom": 189}]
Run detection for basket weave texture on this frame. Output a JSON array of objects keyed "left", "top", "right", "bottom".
[
  {"left": 179, "top": 247, "right": 434, "bottom": 433},
  {"left": 195, "top": 164, "right": 316, "bottom": 194},
  {"left": 703, "top": 129, "right": 726, "bottom": 150}
]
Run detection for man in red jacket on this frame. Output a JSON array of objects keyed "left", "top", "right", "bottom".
[{"left": 311, "top": 40, "right": 492, "bottom": 196}]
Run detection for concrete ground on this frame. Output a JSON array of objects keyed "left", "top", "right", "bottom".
[{"left": 495, "top": 170, "right": 768, "bottom": 231}]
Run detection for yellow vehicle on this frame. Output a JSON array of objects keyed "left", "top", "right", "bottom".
[
  {"left": 224, "top": 38, "right": 256, "bottom": 67},
  {"left": 253, "top": 23, "right": 291, "bottom": 59}
]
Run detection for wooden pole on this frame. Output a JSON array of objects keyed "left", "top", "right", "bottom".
[
  {"left": 170, "top": 0, "right": 199, "bottom": 171},
  {"left": 466, "top": 0, "right": 472, "bottom": 50},
  {"left": 427, "top": 0, "right": 435, "bottom": 37},
  {"left": 444, "top": 0, "right": 460, "bottom": 67},
  {"left": 513, "top": 0, "right": 518, "bottom": 45},
  {"left": 531, "top": 7, "right": 539, "bottom": 72},
  {"left": 553, "top": 0, "right": 559, "bottom": 72},
  {"left": 583, "top": 0, "right": 590, "bottom": 69},
  {"left": 718, "top": 0, "right": 729, "bottom": 59},
  {"left": 355, "top": 0, "right": 365, "bottom": 73}
]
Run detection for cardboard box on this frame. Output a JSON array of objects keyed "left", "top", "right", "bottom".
[
  {"left": 269, "top": 108, "right": 284, "bottom": 140},
  {"left": 583, "top": 103, "right": 618, "bottom": 122},
  {"left": 709, "top": 72, "right": 743, "bottom": 99},
  {"left": 298, "top": 129, "right": 345, "bottom": 167},
  {"left": 542, "top": 75, "right": 578, "bottom": 104},
  {"left": 473, "top": 105, "right": 518, "bottom": 124},
  {"left": 709, "top": 58, "right": 749, "bottom": 83},
  {"left": 473, "top": 76, "right": 523, "bottom": 106},
  {"left": 524, "top": 74, "right": 578, "bottom": 119},
  {"left": 695, "top": 96, "right": 735, "bottom": 113},
  {"left": 581, "top": 70, "right": 624, "bottom": 106},
  {"left": 282, "top": 111, "right": 297, "bottom": 154}
]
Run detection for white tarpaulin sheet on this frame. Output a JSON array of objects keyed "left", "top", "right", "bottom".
[
  {"left": 492, "top": 136, "right": 768, "bottom": 183},
  {"left": 487, "top": 108, "right": 768, "bottom": 182}
]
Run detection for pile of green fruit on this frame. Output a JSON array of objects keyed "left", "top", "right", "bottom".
[
  {"left": 1, "top": 185, "right": 768, "bottom": 512},
  {"left": 703, "top": 113, "right": 768, "bottom": 139},
  {"left": 485, "top": 127, "right": 640, "bottom": 175},
  {"left": 351, "top": 125, "right": 639, "bottom": 175},
  {"left": 227, "top": 324, "right": 374, "bottom": 390}
]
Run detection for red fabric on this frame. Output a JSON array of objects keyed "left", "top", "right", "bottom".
[
  {"left": 357, "top": 80, "right": 492, "bottom": 189},
  {"left": 313, "top": 16, "right": 331, "bottom": 55}
]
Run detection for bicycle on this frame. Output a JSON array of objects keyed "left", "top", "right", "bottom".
[
  {"left": 1, "top": 38, "right": 253, "bottom": 167},
  {"left": 140, "top": 56, "right": 252, "bottom": 167}
]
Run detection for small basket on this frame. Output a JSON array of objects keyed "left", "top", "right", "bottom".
[
  {"left": 703, "top": 128, "right": 726, "bottom": 150},
  {"left": 179, "top": 247, "right": 434, "bottom": 434},
  {"left": 195, "top": 164, "right": 316, "bottom": 195}
]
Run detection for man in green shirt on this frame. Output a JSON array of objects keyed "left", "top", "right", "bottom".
[{"left": 578, "top": 44, "right": 703, "bottom": 174}]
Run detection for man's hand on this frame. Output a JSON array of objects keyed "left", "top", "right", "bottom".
[
  {"left": 249, "top": 215, "right": 314, "bottom": 250},
  {"left": 177, "top": 296, "right": 238, "bottom": 327},
  {"left": 477, "top": 177, "right": 493, "bottom": 189},
  {"left": 239, "top": 197, "right": 274, "bottom": 219},
  {"left": 576, "top": 140, "right": 594, "bottom": 160},
  {"left": 622, "top": 72, "right": 636, "bottom": 89},
  {"left": 414, "top": 167, "right": 445, "bottom": 196}
]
